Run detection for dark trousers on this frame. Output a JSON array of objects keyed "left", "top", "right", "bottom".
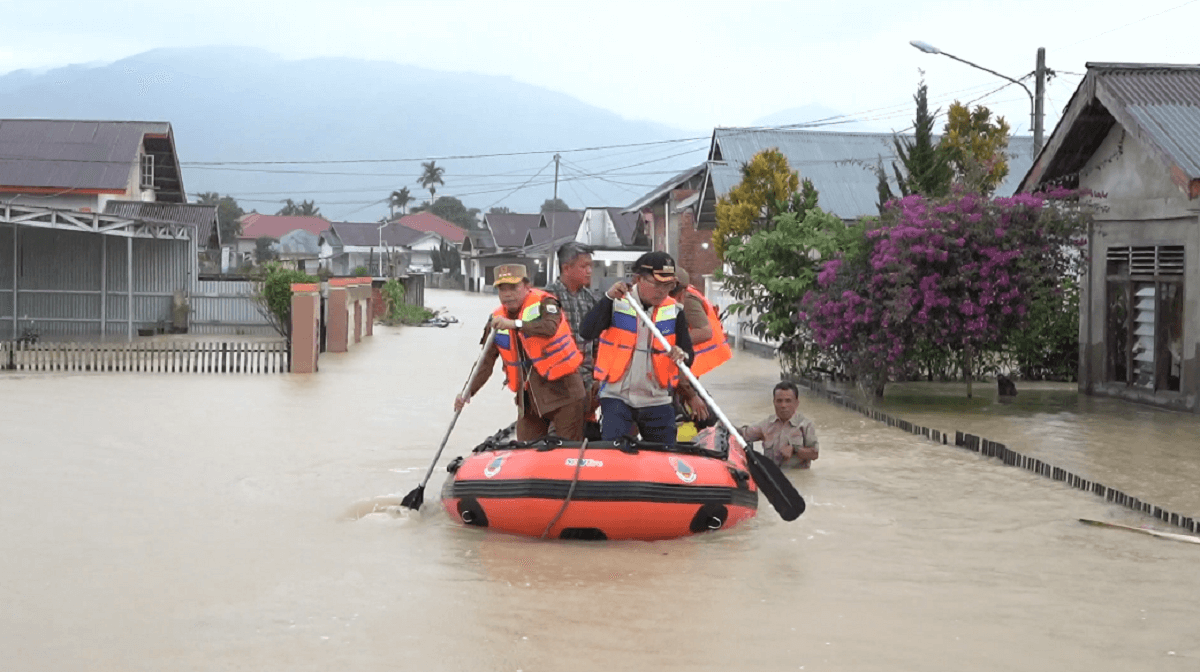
[{"left": 599, "top": 398, "right": 677, "bottom": 446}]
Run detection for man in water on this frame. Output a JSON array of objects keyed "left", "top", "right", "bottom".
[
  {"left": 740, "top": 381, "right": 820, "bottom": 468},
  {"left": 455, "top": 264, "right": 588, "bottom": 441}
]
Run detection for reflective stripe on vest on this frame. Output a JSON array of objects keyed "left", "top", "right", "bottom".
[
  {"left": 493, "top": 288, "right": 583, "bottom": 392},
  {"left": 686, "top": 286, "right": 732, "bottom": 376},
  {"left": 593, "top": 296, "right": 679, "bottom": 389}
]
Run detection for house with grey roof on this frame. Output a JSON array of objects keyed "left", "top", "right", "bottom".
[
  {"left": 320, "top": 221, "right": 444, "bottom": 277},
  {"left": 0, "top": 119, "right": 205, "bottom": 341},
  {"left": 1019, "top": 62, "right": 1200, "bottom": 413}
]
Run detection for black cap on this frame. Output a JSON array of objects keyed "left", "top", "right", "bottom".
[{"left": 633, "top": 251, "right": 676, "bottom": 282}]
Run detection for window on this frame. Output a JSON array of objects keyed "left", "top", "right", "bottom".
[
  {"left": 140, "top": 154, "right": 154, "bottom": 189},
  {"left": 1105, "top": 245, "right": 1185, "bottom": 391}
]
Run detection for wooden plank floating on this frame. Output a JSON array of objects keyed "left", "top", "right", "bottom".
[
  {"left": 789, "top": 375, "right": 1200, "bottom": 536},
  {"left": 1, "top": 340, "right": 289, "bottom": 374},
  {"left": 1078, "top": 519, "right": 1200, "bottom": 545}
]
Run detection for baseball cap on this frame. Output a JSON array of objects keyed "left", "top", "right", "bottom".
[
  {"left": 633, "top": 251, "right": 676, "bottom": 282},
  {"left": 675, "top": 267, "right": 691, "bottom": 289},
  {"left": 493, "top": 263, "right": 529, "bottom": 286}
]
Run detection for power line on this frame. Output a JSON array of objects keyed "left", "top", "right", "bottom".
[{"left": 1058, "top": 0, "right": 1200, "bottom": 51}]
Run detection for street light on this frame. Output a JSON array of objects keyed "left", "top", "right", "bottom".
[{"left": 910, "top": 40, "right": 1046, "bottom": 156}]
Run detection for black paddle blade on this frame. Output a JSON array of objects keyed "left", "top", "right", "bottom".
[
  {"left": 400, "top": 485, "right": 425, "bottom": 511},
  {"left": 744, "top": 448, "right": 805, "bottom": 521}
]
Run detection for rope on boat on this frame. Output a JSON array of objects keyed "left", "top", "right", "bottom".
[{"left": 541, "top": 438, "right": 588, "bottom": 539}]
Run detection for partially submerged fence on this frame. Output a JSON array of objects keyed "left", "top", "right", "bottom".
[
  {"left": 2, "top": 340, "right": 288, "bottom": 374},
  {"left": 790, "top": 376, "right": 1199, "bottom": 535}
]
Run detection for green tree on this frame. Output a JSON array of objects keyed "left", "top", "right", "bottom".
[
  {"left": 892, "top": 80, "right": 952, "bottom": 198},
  {"left": 423, "top": 196, "right": 480, "bottom": 230},
  {"left": 250, "top": 261, "right": 316, "bottom": 342},
  {"left": 540, "top": 198, "right": 571, "bottom": 213},
  {"left": 430, "top": 240, "right": 462, "bottom": 275},
  {"left": 721, "top": 178, "right": 864, "bottom": 373},
  {"left": 389, "top": 187, "right": 413, "bottom": 218},
  {"left": 713, "top": 148, "right": 800, "bottom": 259},
  {"left": 418, "top": 161, "right": 445, "bottom": 203},
  {"left": 942, "top": 102, "right": 1012, "bottom": 196},
  {"left": 196, "top": 192, "right": 245, "bottom": 246},
  {"left": 489, "top": 206, "right": 512, "bottom": 214},
  {"left": 254, "top": 236, "right": 278, "bottom": 263},
  {"left": 874, "top": 158, "right": 894, "bottom": 214},
  {"left": 276, "top": 199, "right": 321, "bottom": 217}
]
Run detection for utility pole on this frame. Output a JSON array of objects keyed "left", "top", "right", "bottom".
[
  {"left": 547, "top": 153, "right": 560, "bottom": 285},
  {"left": 1034, "top": 47, "right": 1046, "bottom": 156}
]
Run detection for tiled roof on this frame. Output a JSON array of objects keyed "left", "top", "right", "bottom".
[
  {"left": 1021, "top": 63, "right": 1200, "bottom": 194},
  {"left": 397, "top": 211, "right": 466, "bottom": 243},
  {"left": 103, "top": 200, "right": 219, "bottom": 246},
  {"left": 330, "top": 220, "right": 427, "bottom": 247},
  {"left": 238, "top": 213, "right": 330, "bottom": 240}
]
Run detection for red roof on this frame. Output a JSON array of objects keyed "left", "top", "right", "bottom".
[
  {"left": 238, "top": 213, "right": 331, "bottom": 240},
  {"left": 397, "top": 212, "right": 466, "bottom": 244}
]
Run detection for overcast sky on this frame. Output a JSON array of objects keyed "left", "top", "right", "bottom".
[{"left": 3, "top": 0, "right": 1198, "bottom": 140}]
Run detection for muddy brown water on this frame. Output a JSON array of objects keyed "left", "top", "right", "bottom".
[{"left": 2, "top": 289, "right": 1197, "bottom": 671}]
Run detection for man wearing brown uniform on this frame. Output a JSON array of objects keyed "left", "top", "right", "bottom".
[{"left": 455, "top": 264, "right": 588, "bottom": 441}]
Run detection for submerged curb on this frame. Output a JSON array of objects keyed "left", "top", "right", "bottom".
[{"left": 786, "top": 375, "right": 1199, "bottom": 535}]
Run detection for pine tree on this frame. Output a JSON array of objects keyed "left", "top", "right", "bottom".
[{"left": 892, "top": 81, "right": 952, "bottom": 198}]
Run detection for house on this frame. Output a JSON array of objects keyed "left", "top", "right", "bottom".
[
  {"left": 625, "top": 164, "right": 711, "bottom": 288},
  {"left": 275, "top": 229, "right": 323, "bottom": 275},
  {"left": 466, "top": 212, "right": 545, "bottom": 291},
  {"left": 1018, "top": 62, "right": 1200, "bottom": 414},
  {"left": 0, "top": 119, "right": 200, "bottom": 340},
  {"left": 236, "top": 213, "right": 330, "bottom": 266},
  {"left": 396, "top": 211, "right": 467, "bottom": 246},
  {"left": 320, "top": 221, "right": 445, "bottom": 277},
  {"left": 559, "top": 208, "right": 648, "bottom": 290},
  {"left": 0, "top": 119, "right": 185, "bottom": 210}
]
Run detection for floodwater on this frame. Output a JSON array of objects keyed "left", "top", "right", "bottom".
[{"left": 2, "top": 288, "right": 1197, "bottom": 671}]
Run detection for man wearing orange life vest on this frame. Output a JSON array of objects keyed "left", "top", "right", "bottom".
[
  {"left": 454, "top": 264, "right": 588, "bottom": 441},
  {"left": 670, "top": 267, "right": 732, "bottom": 377},
  {"left": 579, "top": 251, "right": 701, "bottom": 446}
]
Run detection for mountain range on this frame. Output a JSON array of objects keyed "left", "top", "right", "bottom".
[{"left": 0, "top": 47, "right": 708, "bottom": 221}]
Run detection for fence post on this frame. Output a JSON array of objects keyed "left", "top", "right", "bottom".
[{"left": 290, "top": 283, "right": 321, "bottom": 374}]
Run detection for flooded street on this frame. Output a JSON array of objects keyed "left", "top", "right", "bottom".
[{"left": 2, "top": 288, "right": 1198, "bottom": 671}]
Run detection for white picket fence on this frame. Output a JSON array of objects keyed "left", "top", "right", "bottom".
[{"left": 1, "top": 340, "right": 289, "bottom": 374}]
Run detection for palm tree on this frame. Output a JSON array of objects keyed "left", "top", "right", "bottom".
[
  {"left": 418, "top": 161, "right": 445, "bottom": 203},
  {"left": 389, "top": 187, "right": 413, "bottom": 218}
]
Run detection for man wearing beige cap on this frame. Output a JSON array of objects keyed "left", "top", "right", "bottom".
[{"left": 455, "top": 263, "right": 588, "bottom": 441}]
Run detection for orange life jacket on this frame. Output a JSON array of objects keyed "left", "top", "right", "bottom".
[
  {"left": 686, "top": 286, "right": 732, "bottom": 376},
  {"left": 493, "top": 288, "right": 582, "bottom": 392},
  {"left": 594, "top": 296, "right": 680, "bottom": 389}
]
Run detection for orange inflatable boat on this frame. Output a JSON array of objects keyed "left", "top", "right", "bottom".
[{"left": 441, "top": 425, "right": 758, "bottom": 541}]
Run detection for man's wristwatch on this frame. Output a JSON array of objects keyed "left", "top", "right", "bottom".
[{"left": 513, "top": 319, "right": 523, "bottom": 329}]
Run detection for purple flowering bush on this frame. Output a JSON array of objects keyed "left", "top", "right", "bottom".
[{"left": 799, "top": 191, "right": 1088, "bottom": 396}]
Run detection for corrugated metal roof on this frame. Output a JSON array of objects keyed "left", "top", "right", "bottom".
[
  {"left": 624, "top": 163, "right": 707, "bottom": 212},
  {"left": 1021, "top": 63, "right": 1200, "bottom": 194},
  {"left": 103, "top": 200, "right": 217, "bottom": 246},
  {"left": 708, "top": 128, "right": 1036, "bottom": 220},
  {"left": 1095, "top": 65, "right": 1200, "bottom": 177},
  {"left": 0, "top": 119, "right": 172, "bottom": 191},
  {"left": 330, "top": 221, "right": 426, "bottom": 247}
]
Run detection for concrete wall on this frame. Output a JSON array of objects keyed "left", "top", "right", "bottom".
[{"left": 1079, "top": 124, "right": 1200, "bottom": 413}]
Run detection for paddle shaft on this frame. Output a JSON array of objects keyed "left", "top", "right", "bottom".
[
  {"left": 416, "top": 328, "right": 496, "bottom": 489},
  {"left": 623, "top": 292, "right": 746, "bottom": 450}
]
